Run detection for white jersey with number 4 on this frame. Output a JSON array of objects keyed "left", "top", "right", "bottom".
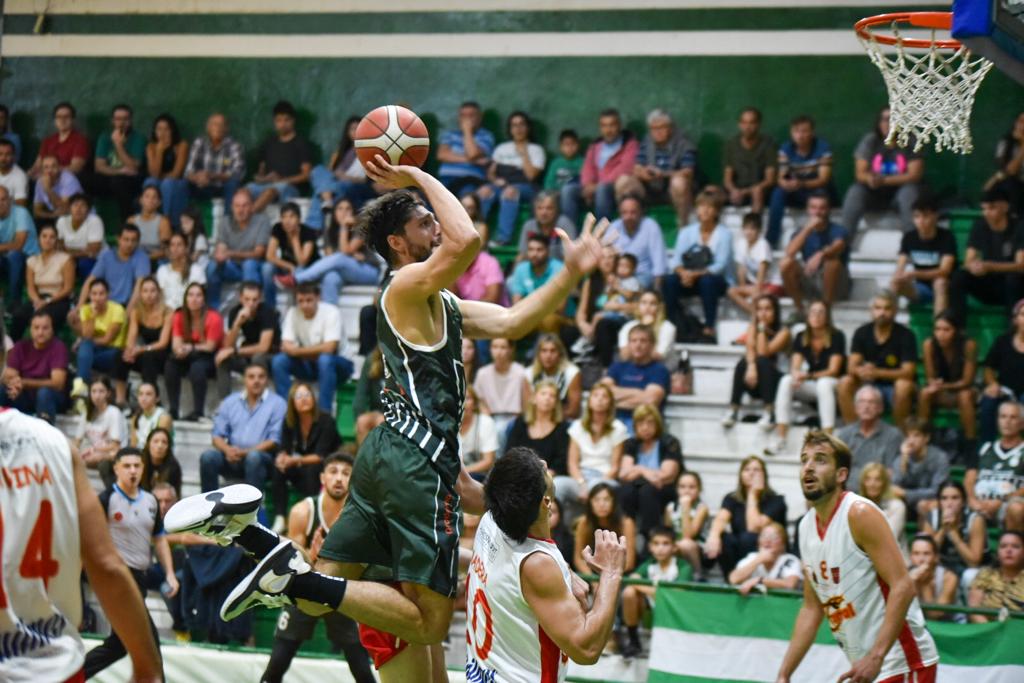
[
  {"left": 0, "top": 409, "right": 84, "bottom": 681},
  {"left": 798, "top": 491, "right": 938, "bottom": 680},
  {"left": 466, "top": 511, "right": 571, "bottom": 683}
]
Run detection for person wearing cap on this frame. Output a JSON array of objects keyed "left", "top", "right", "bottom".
[{"left": 950, "top": 187, "right": 1024, "bottom": 325}]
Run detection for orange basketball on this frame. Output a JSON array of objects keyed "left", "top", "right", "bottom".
[{"left": 354, "top": 105, "right": 430, "bottom": 169}]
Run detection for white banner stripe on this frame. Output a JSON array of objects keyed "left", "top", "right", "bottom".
[
  {"left": 3, "top": 30, "right": 883, "bottom": 58},
  {"left": 648, "top": 628, "right": 1023, "bottom": 683}
]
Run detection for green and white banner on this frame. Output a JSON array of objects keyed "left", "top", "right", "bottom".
[{"left": 647, "top": 588, "right": 1024, "bottom": 683}]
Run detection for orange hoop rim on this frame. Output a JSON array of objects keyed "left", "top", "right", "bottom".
[{"left": 854, "top": 11, "right": 960, "bottom": 49}]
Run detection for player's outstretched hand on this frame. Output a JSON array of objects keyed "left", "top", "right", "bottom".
[
  {"left": 558, "top": 212, "right": 617, "bottom": 278},
  {"left": 582, "top": 529, "right": 626, "bottom": 577},
  {"left": 363, "top": 154, "right": 422, "bottom": 190}
]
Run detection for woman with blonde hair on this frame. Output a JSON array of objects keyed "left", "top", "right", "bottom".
[
  {"left": 860, "top": 461, "right": 908, "bottom": 558},
  {"left": 705, "top": 455, "right": 788, "bottom": 575},
  {"left": 618, "top": 403, "right": 683, "bottom": 535},
  {"left": 114, "top": 275, "right": 173, "bottom": 404},
  {"left": 567, "top": 383, "right": 628, "bottom": 503},
  {"left": 617, "top": 290, "right": 678, "bottom": 370},
  {"left": 525, "top": 333, "right": 582, "bottom": 418},
  {"left": 459, "top": 386, "right": 498, "bottom": 479},
  {"left": 506, "top": 380, "right": 572, "bottom": 499}
]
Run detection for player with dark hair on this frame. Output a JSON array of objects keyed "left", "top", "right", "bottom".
[
  {"left": 467, "top": 447, "right": 626, "bottom": 682},
  {"left": 0, "top": 409, "right": 162, "bottom": 682},
  {"left": 166, "top": 153, "right": 613, "bottom": 681},
  {"left": 775, "top": 431, "right": 938, "bottom": 683}
]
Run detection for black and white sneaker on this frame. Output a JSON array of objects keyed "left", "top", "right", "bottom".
[
  {"left": 164, "top": 484, "right": 263, "bottom": 544},
  {"left": 220, "top": 540, "right": 309, "bottom": 621}
]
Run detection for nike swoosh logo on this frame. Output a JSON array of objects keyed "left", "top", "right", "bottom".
[{"left": 259, "top": 570, "right": 291, "bottom": 594}]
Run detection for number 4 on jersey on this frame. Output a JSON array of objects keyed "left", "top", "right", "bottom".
[{"left": 0, "top": 500, "right": 60, "bottom": 607}]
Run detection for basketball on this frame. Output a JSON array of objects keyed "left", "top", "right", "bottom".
[{"left": 354, "top": 105, "right": 431, "bottom": 169}]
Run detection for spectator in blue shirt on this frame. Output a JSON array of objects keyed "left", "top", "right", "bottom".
[
  {"left": 508, "top": 233, "right": 566, "bottom": 337},
  {"left": 780, "top": 191, "right": 850, "bottom": 321},
  {"left": 617, "top": 108, "right": 698, "bottom": 226},
  {"left": 199, "top": 361, "right": 287, "bottom": 493},
  {"left": 767, "top": 115, "right": 835, "bottom": 247},
  {"left": 436, "top": 101, "right": 495, "bottom": 197},
  {"left": 611, "top": 195, "right": 668, "bottom": 290},
  {"left": 77, "top": 223, "right": 151, "bottom": 309},
  {"left": 601, "top": 324, "right": 670, "bottom": 431},
  {"left": 0, "top": 185, "right": 40, "bottom": 306},
  {"left": 663, "top": 189, "right": 734, "bottom": 340}
]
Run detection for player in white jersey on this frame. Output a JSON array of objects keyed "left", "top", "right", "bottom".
[
  {"left": 466, "top": 447, "right": 625, "bottom": 683},
  {"left": 776, "top": 431, "right": 938, "bottom": 683},
  {"left": 0, "top": 409, "right": 161, "bottom": 683}
]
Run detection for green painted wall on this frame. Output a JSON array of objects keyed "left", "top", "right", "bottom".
[{"left": 1, "top": 10, "right": 1021, "bottom": 202}]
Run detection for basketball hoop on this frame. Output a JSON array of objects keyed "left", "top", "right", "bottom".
[{"left": 855, "top": 12, "right": 994, "bottom": 154}]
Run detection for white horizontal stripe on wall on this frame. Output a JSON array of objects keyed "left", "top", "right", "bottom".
[
  {"left": 4, "top": 0, "right": 945, "bottom": 15},
  {"left": 3, "top": 30, "right": 899, "bottom": 57}
]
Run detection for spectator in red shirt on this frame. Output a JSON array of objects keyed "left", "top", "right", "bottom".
[
  {"left": 28, "top": 102, "right": 90, "bottom": 179},
  {"left": 571, "top": 108, "right": 638, "bottom": 221},
  {"left": 0, "top": 310, "right": 68, "bottom": 422},
  {"left": 164, "top": 282, "right": 224, "bottom": 422}
]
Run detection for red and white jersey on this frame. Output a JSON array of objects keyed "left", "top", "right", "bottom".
[
  {"left": 798, "top": 491, "right": 938, "bottom": 680},
  {"left": 466, "top": 512, "right": 571, "bottom": 683},
  {"left": 0, "top": 409, "right": 84, "bottom": 681}
]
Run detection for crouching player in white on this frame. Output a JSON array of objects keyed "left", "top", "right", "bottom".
[
  {"left": 776, "top": 431, "right": 938, "bottom": 683},
  {"left": 467, "top": 447, "right": 626, "bottom": 683}
]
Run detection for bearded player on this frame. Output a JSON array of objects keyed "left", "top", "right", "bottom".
[
  {"left": 467, "top": 447, "right": 625, "bottom": 683},
  {"left": 0, "top": 408, "right": 162, "bottom": 682},
  {"left": 775, "top": 431, "right": 938, "bottom": 683},
  {"left": 166, "top": 155, "right": 613, "bottom": 681}
]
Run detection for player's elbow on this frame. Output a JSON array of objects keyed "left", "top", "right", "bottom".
[{"left": 567, "top": 642, "right": 602, "bottom": 665}]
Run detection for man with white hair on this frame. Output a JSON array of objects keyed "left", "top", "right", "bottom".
[
  {"left": 836, "top": 384, "right": 905, "bottom": 493},
  {"left": 616, "top": 108, "right": 697, "bottom": 225}
]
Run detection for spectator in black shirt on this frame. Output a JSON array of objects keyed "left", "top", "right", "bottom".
[
  {"left": 768, "top": 300, "right": 845, "bottom": 455},
  {"left": 721, "top": 294, "right": 790, "bottom": 431},
  {"left": 705, "top": 455, "right": 787, "bottom": 576},
  {"left": 838, "top": 290, "right": 918, "bottom": 426},
  {"left": 919, "top": 310, "right": 977, "bottom": 440},
  {"left": 890, "top": 197, "right": 957, "bottom": 316},
  {"left": 986, "top": 111, "right": 1024, "bottom": 213},
  {"left": 951, "top": 188, "right": 1024, "bottom": 325},
  {"left": 980, "top": 301, "right": 1024, "bottom": 443},
  {"left": 505, "top": 380, "right": 572, "bottom": 505},
  {"left": 262, "top": 201, "right": 319, "bottom": 303},
  {"left": 246, "top": 100, "right": 312, "bottom": 213},
  {"left": 214, "top": 281, "right": 277, "bottom": 400},
  {"left": 271, "top": 381, "right": 341, "bottom": 533},
  {"left": 142, "top": 426, "right": 182, "bottom": 499},
  {"left": 617, "top": 403, "right": 683, "bottom": 537}
]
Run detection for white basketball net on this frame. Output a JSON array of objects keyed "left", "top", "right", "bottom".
[{"left": 859, "top": 25, "right": 994, "bottom": 154}]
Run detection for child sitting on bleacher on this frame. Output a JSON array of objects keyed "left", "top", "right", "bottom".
[
  {"left": 606, "top": 253, "right": 642, "bottom": 311},
  {"left": 664, "top": 471, "right": 709, "bottom": 581},
  {"left": 727, "top": 212, "right": 780, "bottom": 315}
]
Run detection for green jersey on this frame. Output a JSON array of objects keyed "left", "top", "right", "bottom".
[{"left": 377, "top": 274, "right": 466, "bottom": 471}]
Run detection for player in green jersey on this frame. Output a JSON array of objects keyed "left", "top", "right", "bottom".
[{"left": 166, "top": 154, "right": 613, "bottom": 681}]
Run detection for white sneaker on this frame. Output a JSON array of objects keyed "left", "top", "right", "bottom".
[
  {"left": 757, "top": 413, "right": 775, "bottom": 432},
  {"left": 220, "top": 540, "right": 308, "bottom": 621},
  {"left": 164, "top": 484, "right": 263, "bottom": 544},
  {"left": 720, "top": 410, "right": 737, "bottom": 428},
  {"left": 764, "top": 435, "right": 786, "bottom": 456}
]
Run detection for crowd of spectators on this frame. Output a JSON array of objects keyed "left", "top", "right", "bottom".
[{"left": 2, "top": 97, "right": 1023, "bottom": 652}]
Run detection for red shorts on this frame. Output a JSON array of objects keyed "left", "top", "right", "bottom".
[
  {"left": 877, "top": 664, "right": 938, "bottom": 683},
  {"left": 358, "top": 623, "right": 409, "bottom": 670}
]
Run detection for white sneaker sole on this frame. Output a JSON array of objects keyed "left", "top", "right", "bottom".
[{"left": 164, "top": 484, "right": 263, "bottom": 537}]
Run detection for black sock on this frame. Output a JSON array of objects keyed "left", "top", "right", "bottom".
[
  {"left": 627, "top": 625, "right": 640, "bottom": 645},
  {"left": 236, "top": 524, "right": 280, "bottom": 558},
  {"left": 288, "top": 572, "right": 348, "bottom": 611}
]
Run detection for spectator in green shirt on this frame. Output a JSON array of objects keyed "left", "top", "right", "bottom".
[
  {"left": 620, "top": 526, "right": 692, "bottom": 658},
  {"left": 544, "top": 129, "right": 584, "bottom": 224},
  {"left": 91, "top": 104, "right": 146, "bottom": 222}
]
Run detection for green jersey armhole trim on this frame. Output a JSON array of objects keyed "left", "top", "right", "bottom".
[{"left": 379, "top": 284, "right": 449, "bottom": 353}]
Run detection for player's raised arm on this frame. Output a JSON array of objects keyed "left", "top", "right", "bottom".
[
  {"left": 459, "top": 214, "right": 614, "bottom": 340},
  {"left": 775, "top": 572, "right": 824, "bottom": 683},
  {"left": 364, "top": 154, "right": 481, "bottom": 298},
  {"left": 521, "top": 529, "right": 625, "bottom": 664},
  {"left": 73, "top": 448, "right": 163, "bottom": 682},
  {"left": 841, "top": 500, "right": 916, "bottom": 683}
]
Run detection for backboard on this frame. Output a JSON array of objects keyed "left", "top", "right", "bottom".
[{"left": 953, "top": 0, "right": 1024, "bottom": 84}]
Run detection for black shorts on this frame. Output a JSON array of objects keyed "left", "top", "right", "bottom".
[
  {"left": 274, "top": 604, "right": 359, "bottom": 646},
  {"left": 319, "top": 426, "right": 462, "bottom": 597}
]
